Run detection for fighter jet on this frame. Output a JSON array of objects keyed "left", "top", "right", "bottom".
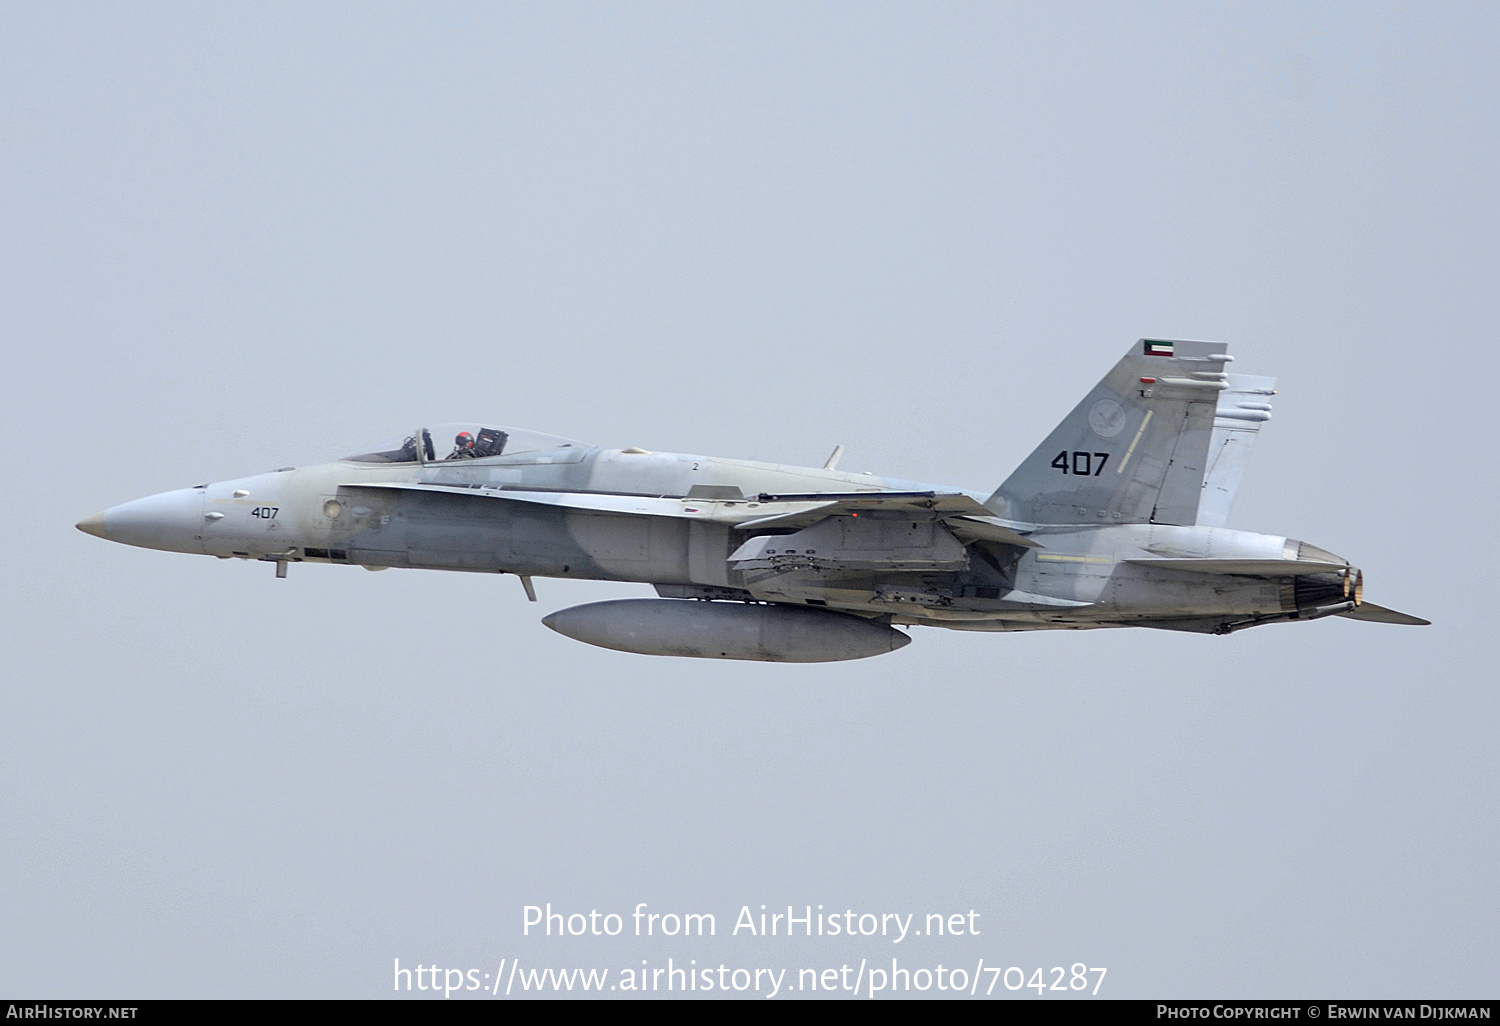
[{"left": 77, "top": 339, "right": 1427, "bottom": 661}]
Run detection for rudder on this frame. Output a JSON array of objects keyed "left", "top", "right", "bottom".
[{"left": 1197, "top": 373, "right": 1276, "bottom": 527}]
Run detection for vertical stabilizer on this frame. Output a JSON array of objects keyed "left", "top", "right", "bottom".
[
  {"left": 1197, "top": 373, "right": 1276, "bottom": 527},
  {"left": 987, "top": 339, "right": 1230, "bottom": 526}
]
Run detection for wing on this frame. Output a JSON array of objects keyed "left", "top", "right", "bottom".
[
  {"left": 337, "top": 483, "right": 1038, "bottom": 545},
  {"left": 736, "top": 490, "right": 1041, "bottom": 548},
  {"left": 339, "top": 482, "right": 825, "bottom": 526}
]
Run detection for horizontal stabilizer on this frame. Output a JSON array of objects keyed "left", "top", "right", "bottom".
[
  {"left": 1337, "top": 602, "right": 1431, "bottom": 626},
  {"left": 1125, "top": 558, "right": 1349, "bottom": 575}
]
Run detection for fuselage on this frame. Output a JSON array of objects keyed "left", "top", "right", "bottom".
[
  {"left": 78, "top": 434, "right": 1359, "bottom": 637},
  {"left": 81, "top": 339, "right": 1426, "bottom": 658}
]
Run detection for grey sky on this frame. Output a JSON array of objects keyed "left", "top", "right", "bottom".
[{"left": 2, "top": 2, "right": 1495, "bottom": 998}]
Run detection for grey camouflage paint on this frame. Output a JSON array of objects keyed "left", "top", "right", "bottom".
[{"left": 78, "top": 340, "right": 1428, "bottom": 652}]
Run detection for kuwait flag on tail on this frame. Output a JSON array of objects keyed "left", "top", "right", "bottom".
[{"left": 1143, "top": 340, "right": 1175, "bottom": 357}]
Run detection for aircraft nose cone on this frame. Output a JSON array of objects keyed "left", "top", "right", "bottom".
[
  {"left": 76, "top": 512, "right": 107, "bottom": 539},
  {"left": 87, "top": 488, "right": 207, "bottom": 554}
]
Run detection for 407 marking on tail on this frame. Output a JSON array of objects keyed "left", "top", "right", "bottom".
[{"left": 1051, "top": 451, "right": 1110, "bottom": 476}]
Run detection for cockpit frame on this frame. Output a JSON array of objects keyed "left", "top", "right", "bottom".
[{"left": 343, "top": 424, "right": 589, "bottom": 466}]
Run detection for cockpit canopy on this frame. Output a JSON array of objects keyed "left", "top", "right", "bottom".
[{"left": 344, "top": 423, "right": 588, "bottom": 463}]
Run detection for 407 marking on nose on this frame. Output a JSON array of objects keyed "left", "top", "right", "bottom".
[{"left": 250, "top": 506, "right": 280, "bottom": 519}]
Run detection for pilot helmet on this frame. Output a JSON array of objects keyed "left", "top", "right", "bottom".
[{"left": 455, "top": 431, "right": 474, "bottom": 448}]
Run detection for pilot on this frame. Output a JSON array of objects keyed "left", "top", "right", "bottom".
[{"left": 448, "top": 431, "right": 478, "bottom": 459}]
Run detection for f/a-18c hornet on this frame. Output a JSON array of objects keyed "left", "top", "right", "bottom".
[{"left": 78, "top": 339, "right": 1427, "bottom": 661}]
